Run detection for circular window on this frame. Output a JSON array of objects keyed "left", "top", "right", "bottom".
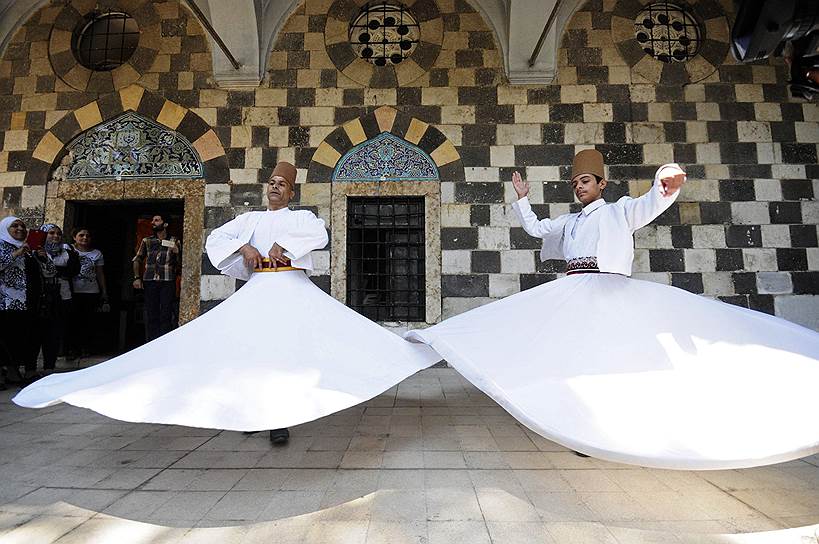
[
  {"left": 349, "top": 2, "right": 420, "bottom": 67},
  {"left": 634, "top": 3, "right": 701, "bottom": 63},
  {"left": 73, "top": 11, "right": 140, "bottom": 71}
]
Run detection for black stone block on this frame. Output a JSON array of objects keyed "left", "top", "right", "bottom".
[
  {"left": 726, "top": 225, "right": 762, "bottom": 247},
  {"left": 700, "top": 202, "right": 732, "bottom": 224},
  {"left": 719, "top": 179, "right": 755, "bottom": 201},
  {"left": 782, "top": 143, "right": 818, "bottom": 164},
  {"left": 471, "top": 251, "right": 500, "bottom": 273},
  {"left": 542, "top": 181, "right": 573, "bottom": 202},
  {"left": 777, "top": 248, "right": 808, "bottom": 271},
  {"left": 649, "top": 249, "right": 684, "bottom": 272},
  {"left": 769, "top": 201, "right": 802, "bottom": 224},
  {"left": 716, "top": 248, "right": 744, "bottom": 271},
  {"left": 719, "top": 143, "right": 758, "bottom": 164},
  {"left": 442, "top": 227, "right": 478, "bottom": 249},
  {"left": 781, "top": 179, "right": 814, "bottom": 200},
  {"left": 510, "top": 227, "right": 541, "bottom": 250},
  {"left": 732, "top": 272, "right": 757, "bottom": 294},
  {"left": 792, "top": 272, "right": 819, "bottom": 294},
  {"left": 671, "top": 273, "right": 704, "bottom": 293},
  {"left": 462, "top": 124, "right": 496, "bottom": 146},
  {"left": 442, "top": 274, "right": 488, "bottom": 297},
  {"left": 455, "top": 182, "right": 503, "bottom": 203},
  {"left": 671, "top": 225, "right": 692, "bottom": 248},
  {"left": 790, "top": 225, "right": 818, "bottom": 247},
  {"left": 596, "top": 144, "right": 642, "bottom": 164},
  {"left": 520, "top": 273, "right": 556, "bottom": 291},
  {"left": 470, "top": 205, "right": 490, "bottom": 226}
]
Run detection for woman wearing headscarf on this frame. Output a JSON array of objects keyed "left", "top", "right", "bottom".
[
  {"left": 34, "top": 224, "right": 75, "bottom": 373},
  {"left": 0, "top": 216, "right": 55, "bottom": 388}
]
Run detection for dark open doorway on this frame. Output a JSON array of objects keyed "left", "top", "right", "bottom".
[{"left": 66, "top": 199, "right": 184, "bottom": 356}]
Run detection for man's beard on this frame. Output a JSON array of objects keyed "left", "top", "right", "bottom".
[{"left": 152, "top": 225, "right": 165, "bottom": 233}]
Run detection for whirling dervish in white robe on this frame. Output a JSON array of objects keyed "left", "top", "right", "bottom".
[
  {"left": 13, "top": 162, "right": 440, "bottom": 431},
  {"left": 406, "top": 150, "right": 819, "bottom": 470}
]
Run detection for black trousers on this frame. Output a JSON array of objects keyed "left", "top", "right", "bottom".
[
  {"left": 144, "top": 281, "right": 176, "bottom": 342},
  {"left": 34, "top": 299, "right": 70, "bottom": 370},
  {"left": 0, "top": 309, "right": 37, "bottom": 373},
  {"left": 69, "top": 293, "right": 99, "bottom": 355}
]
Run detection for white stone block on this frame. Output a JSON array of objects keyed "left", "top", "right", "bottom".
[
  {"left": 205, "top": 184, "right": 230, "bottom": 207},
  {"left": 754, "top": 103, "right": 782, "bottom": 121},
  {"left": 631, "top": 272, "right": 670, "bottom": 285},
  {"left": 683, "top": 249, "right": 716, "bottom": 272},
  {"left": 441, "top": 204, "right": 471, "bottom": 227},
  {"left": 731, "top": 202, "right": 770, "bottom": 225},
  {"left": 500, "top": 250, "right": 535, "bottom": 273},
  {"left": 682, "top": 179, "right": 720, "bottom": 201},
  {"left": 692, "top": 225, "right": 726, "bottom": 248},
  {"left": 701, "top": 272, "right": 734, "bottom": 296},
  {"left": 753, "top": 179, "right": 782, "bottom": 201},
  {"left": 737, "top": 121, "right": 772, "bottom": 142},
  {"left": 549, "top": 203, "right": 572, "bottom": 217},
  {"left": 761, "top": 225, "right": 791, "bottom": 248},
  {"left": 695, "top": 143, "right": 720, "bottom": 164},
  {"left": 497, "top": 124, "right": 541, "bottom": 145},
  {"left": 695, "top": 102, "right": 720, "bottom": 120},
  {"left": 440, "top": 182, "right": 455, "bottom": 204},
  {"left": 755, "top": 142, "right": 778, "bottom": 164},
  {"left": 311, "top": 250, "right": 330, "bottom": 274},
  {"left": 442, "top": 297, "right": 494, "bottom": 319},
  {"left": 526, "top": 166, "right": 561, "bottom": 182},
  {"left": 201, "top": 275, "right": 235, "bottom": 301},
  {"left": 442, "top": 250, "right": 471, "bottom": 274},
  {"left": 478, "top": 227, "right": 510, "bottom": 250},
  {"left": 801, "top": 202, "right": 819, "bottom": 224},
  {"left": 774, "top": 295, "right": 819, "bottom": 331},
  {"left": 655, "top": 226, "right": 674, "bottom": 248},
  {"left": 526, "top": 181, "right": 544, "bottom": 204},
  {"left": 230, "top": 168, "right": 258, "bottom": 184},
  {"left": 742, "top": 248, "right": 778, "bottom": 271},
  {"left": 756, "top": 272, "right": 793, "bottom": 295},
  {"left": 489, "top": 204, "right": 517, "bottom": 227},
  {"left": 806, "top": 248, "right": 819, "bottom": 270},
  {"left": 771, "top": 164, "right": 806, "bottom": 179},
  {"left": 489, "top": 146, "right": 515, "bottom": 166},
  {"left": 634, "top": 226, "right": 657, "bottom": 249},
  {"left": 464, "top": 167, "right": 500, "bottom": 182},
  {"left": 21, "top": 186, "right": 45, "bottom": 208},
  {"left": 795, "top": 122, "right": 819, "bottom": 143},
  {"left": 632, "top": 249, "right": 650, "bottom": 272},
  {"left": 488, "top": 274, "right": 519, "bottom": 298}
]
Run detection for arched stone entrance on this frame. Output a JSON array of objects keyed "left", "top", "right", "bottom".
[
  {"left": 29, "top": 85, "right": 228, "bottom": 324},
  {"left": 308, "top": 106, "right": 465, "bottom": 325}
]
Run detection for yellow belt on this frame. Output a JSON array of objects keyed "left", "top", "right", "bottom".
[{"left": 254, "top": 259, "right": 303, "bottom": 273}]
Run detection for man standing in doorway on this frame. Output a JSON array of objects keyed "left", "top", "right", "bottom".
[{"left": 133, "top": 214, "right": 181, "bottom": 342}]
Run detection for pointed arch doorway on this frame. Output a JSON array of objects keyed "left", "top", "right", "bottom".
[{"left": 308, "top": 106, "right": 465, "bottom": 326}]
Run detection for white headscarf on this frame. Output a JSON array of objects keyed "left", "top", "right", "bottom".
[{"left": 0, "top": 216, "right": 25, "bottom": 248}]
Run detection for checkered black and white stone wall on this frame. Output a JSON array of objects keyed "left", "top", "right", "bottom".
[{"left": 1, "top": 0, "right": 817, "bottom": 328}]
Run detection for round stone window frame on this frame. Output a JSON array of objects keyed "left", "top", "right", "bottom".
[
  {"left": 325, "top": 0, "right": 443, "bottom": 88},
  {"left": 611, "top": 0, "right": 730, "bottom": 86},
  {"left": 48, "top": 0, "right": 161, "bottom": 93}
]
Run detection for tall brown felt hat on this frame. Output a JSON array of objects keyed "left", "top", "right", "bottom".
[
  {"left": 571, "top": 149, "right": 605, "bottom": 181},
  {"left": 271, "top": 161, "right": 297, "bottom": 186}
]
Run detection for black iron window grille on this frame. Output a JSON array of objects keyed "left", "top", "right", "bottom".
[
  {"left": 347, "top": 197, "right": 425, "bottom": 321},
  {"left": 73, "top": 11, "right": 140, "bottom": 71},
  {"left": 349, "top": 2, "right": 421, "bottom": 66},
  {"left": 634, "top": 3, "right": 701, "bottom": 63}
]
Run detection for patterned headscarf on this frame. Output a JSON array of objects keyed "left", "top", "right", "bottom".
[
  {"left": 0, "top": 216, "right": 25, "bottom": 248},
  {"left": 39, "top": 223, "right": 63, "bottom": 256}
]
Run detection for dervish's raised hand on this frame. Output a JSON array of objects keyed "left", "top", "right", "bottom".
[
  {"left": 239, "top": 243, "right": 264, "bottom": 269},
  {"left": 268, "top": 243, "right": 289, "bottom": 269},
  {"left": 512, "top": 171, "right": 529, "bottom": 199},
  {"left": 659, "top": 167, "right": 686, "bottom": 197}
]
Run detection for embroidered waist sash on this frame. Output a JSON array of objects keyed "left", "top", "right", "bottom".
[{"left": 566, "top": 256, "right": 599, "bottom": 275}]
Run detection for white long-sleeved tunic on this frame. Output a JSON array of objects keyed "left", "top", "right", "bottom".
[
  {"left": 512, "top": 164, "right": 682, "bottom": 276},
  {"left": 205, "top": 207, "right": 328, "bottom": 280}
]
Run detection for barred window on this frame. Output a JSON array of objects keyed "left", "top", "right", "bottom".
[{"left": 347, "top": 197, "right": 425, "bottom": 321}]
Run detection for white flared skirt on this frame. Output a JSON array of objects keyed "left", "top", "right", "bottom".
[
  {"left": 406, "top": 273, "right": 819, "bottom": 470},
  {"left": 14, "top": 271, "right": 440, "bottom": 431}
]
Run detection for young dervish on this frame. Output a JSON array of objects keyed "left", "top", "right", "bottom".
[
  {"left": 14, "top": 162, "right": 441, "bottom": 434},
  {"left": 406, "top": 149, "right": 819, "bottom": 470}
]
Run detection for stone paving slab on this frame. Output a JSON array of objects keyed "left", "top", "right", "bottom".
[{"left": 0, "top": 368, "right": 817, "bottom": 543}]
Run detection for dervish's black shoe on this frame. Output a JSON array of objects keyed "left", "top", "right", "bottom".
[
  {"left": 269, "top": 428, "right": 290, "bottom": 445},
  {"left": 573, "top": 450, "right": 590, "bottom": 458}
]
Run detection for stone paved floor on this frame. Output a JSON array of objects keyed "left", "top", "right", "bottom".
[{"left": 0, "top": 367, "right": 817, "bottom": 543}]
